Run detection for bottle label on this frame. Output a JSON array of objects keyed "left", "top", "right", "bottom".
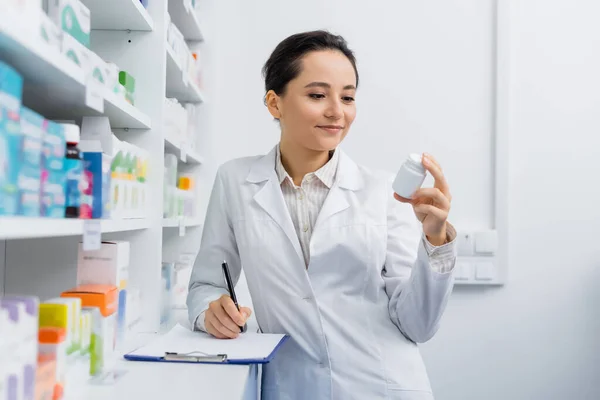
[{"left": 65, "top": 158, "right": 82, "bottom": 209}]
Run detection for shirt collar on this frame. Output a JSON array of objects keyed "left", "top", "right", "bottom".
[{"left": 275, "top": 145, "right": 339, "bottom": 189}]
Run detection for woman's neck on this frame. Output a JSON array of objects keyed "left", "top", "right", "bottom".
[{"left": 279, "top": 139, "right": 330, "bottom": 186}]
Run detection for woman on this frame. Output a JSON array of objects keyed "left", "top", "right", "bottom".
[{"left": 187, "top": 30, "right": 457, "bottom": 400}]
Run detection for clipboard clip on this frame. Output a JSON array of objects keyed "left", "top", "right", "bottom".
[{"left": 164, "top": 351, "right": 228, "bottom": 363}]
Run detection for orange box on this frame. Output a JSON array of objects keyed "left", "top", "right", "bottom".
[
  {"left": 178, "top": 176, "right": 194, "bottom": 191},
  {"left": 60, "top": 284, "right": 118, "bottom": 317},
  {"left": 35, "top": 357, "right": 57, "bottom": 400}
]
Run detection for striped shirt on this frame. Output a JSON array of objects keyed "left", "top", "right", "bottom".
[
  {"left": 275, "top": 145, "right": 456, "bottom": 272},
  {"left": 275, "top": 146, "right": 339, "bottom": 266}
]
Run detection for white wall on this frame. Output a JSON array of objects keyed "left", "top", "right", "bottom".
[
  {"left": 421, "top": 1, "right": 600, "bottom": 399},
  {"left": 197, "top": 1, "right": 600, "bottom": 399}
]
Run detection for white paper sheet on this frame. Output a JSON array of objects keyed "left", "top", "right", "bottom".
[{"left": 128, "top": 324, "right": 286, "bottom": 361}]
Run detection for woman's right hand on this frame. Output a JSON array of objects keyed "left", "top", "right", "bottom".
[{"left": 205, "top": 294, "right": 252, "bottom": 339}]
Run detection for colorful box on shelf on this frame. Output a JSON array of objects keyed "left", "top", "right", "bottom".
[
  {"left": 80, "top": 140, "right": 112, "bottom": 219},
  {"left": 61, "top": 285, "right": 118, "bottom": 376},
  {"left": 118, "top": 70, "right": 136, "bottom": 106},
  {"left": 46, "top": 0, "right": 91, "bottom": 48},
  {"left": 18, "top": 107, "right": 45, "bottom": 217},
  {"left": 40, "top": 119, "right": 67, "bottom": 218},
  {"left": 0, "top": 296, "right": 39, "bottom": 400},
  {"left": 39, "top": 9, "right": 63, "bottom": 51},
  {"left": 0, "top": 61, "right": 24, "bottom": 217},
  {"left": 77, "top": 240, "right": 130, "bottom": 348},
  {"left": 39, "top": 297, "right": 82, "bottom": 357}
]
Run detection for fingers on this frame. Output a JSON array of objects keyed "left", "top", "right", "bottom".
[
  {"left": 413, "top": 203, "right": 448, "bottom": 221},
  {"left": 221, "top": 296, "right": 246, "bottom": 326},
  {"left": 394, "top": 193, "right": 414, "bottom": 204},
  {"left": 205, "top": 296, "right": 253, "bottom": 339},
  {"left": 240, "top": 306, "right": 252, "bottom": 320},
  {"left": 412, "top": 188, "right": 451, "bottom": 211},
  {"left": 205, "top": 319, "right": 231, "bottom": 339},
  {"left": 422, "top": 154, "right": 450, "bottom": 198},
  {"left": 207, "top": 298, "right": 241, "bottom": 338}
]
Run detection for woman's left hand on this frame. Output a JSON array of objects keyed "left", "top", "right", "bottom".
[{"left": 394, "top": 153, "right": 451, "bottom": 246}]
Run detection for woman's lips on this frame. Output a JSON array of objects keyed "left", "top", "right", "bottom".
[{"left": 317, "top": 125, "right": 343, "bottom": 134}]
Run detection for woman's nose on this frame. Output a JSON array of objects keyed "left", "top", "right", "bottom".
[{"left": 324, "top": 99, "right": 343, "bottom": 119}]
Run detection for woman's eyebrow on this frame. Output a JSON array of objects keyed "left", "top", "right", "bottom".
[{"left": 304, "top": 82, "right": 356, "bottom": 90}]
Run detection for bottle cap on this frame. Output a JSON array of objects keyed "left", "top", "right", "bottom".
[
  {"left": 406, "top": 153, "right": 426, "bottom": 172},
  {"left": 61, "top": 123, "right": 80, "bottom": 144}
]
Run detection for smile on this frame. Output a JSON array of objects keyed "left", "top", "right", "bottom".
[{"left": 317, "top": 125, "right": 344, "bottom": 134}]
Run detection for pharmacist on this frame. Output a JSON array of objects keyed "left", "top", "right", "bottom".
[{"left": 187, "top": 30, "right": 457, "bottom": 400}]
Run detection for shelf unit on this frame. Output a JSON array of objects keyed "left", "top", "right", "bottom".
[
  {"left": 0, "top": 217, "right": 150, "bottom": 240},
  {"left": 0, "top": 17, "right": 152, "bottom": 130},
  {"left": 168, "top": 0, "right": 204, "bottom": 41},
  {"left": 164, "top": 130, "right": 204, "bottom": 164},
  {"left": 162, "top": 217, "right": 203, "bottom": 228},
  {"left": 0, "top": 0, "right": 208, "bottom": 355},
  {"left": 165, "top": 44, "right": 205, "bottom": 103},
  {"left": 82, "top": 0, "right": 154, "bottom": 31}
]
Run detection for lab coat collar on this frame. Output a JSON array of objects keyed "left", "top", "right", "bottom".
[
  {"left": 246, "top": 145, "right": 363, "bottom": 265},
  {"left": 246, "top": 145, "right": 363, "bottom": 191}
]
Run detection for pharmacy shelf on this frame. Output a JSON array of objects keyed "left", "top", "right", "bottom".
[
  {"left": 82, "top": 0, "right": 154, "bottom": 31},
  {"left": 164, "top": 131, "right": 205, "bottom": 164},
  {"left": 0, "top": 218, "right": 150, "bottom": 240},
  {"left": 165, "top": 45, "right": 204, "bottom": 104},
  {"left": 0, "top": 16, "right": 152, "bottom": 129},
  {"left": 162, "top": 217, "right": 203, "bottom": 228},
  {"left": 168, "top": 0, "right": 204, "bottom": 41}
]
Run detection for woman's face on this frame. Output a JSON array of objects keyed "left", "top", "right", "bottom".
[{"left": 267, "top": 50, "right": 357, "bottom": 152}]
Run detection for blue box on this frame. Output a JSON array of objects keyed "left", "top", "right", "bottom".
[
  {"left": 0, "top": 61, "right": 23, "bottom": 216},
  {"left": 40, "top": 120, "right": 66, "bottom": 218},
  {"left": 81, "top": 150, "right": 112, "bottom": 219},
  {"left": 18, "top": 108, "right": 45, "bottom": 217},
  {"left": 42, "top": 120, "right": 65, "bottom": 172},
  {"left": 41, "top": 171, "right": 66, "bottom": 218}
]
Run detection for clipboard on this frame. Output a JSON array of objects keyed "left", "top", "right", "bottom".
[{"left": 124, "top": 324, "right": 289, "bottom": 365}]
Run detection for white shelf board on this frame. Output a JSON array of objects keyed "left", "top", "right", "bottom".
[
  {"left": 0, "top": 217, "right": 149, "bottom": 240},
  {"left": 81, "top": 0, "right": 154, "bottom": 31},
  {"left": 168, "top": 0, "right": 204, "bottom": 41},
  {"left": 164, "top": 132, "right": 204, "bottom": 164},
  {"left": 0, "top": 16, "right": 152, "bottom": 130},
  {"left": 162, "top": 217, "right": 202, "bottom": 228},
  {"left": 165, "top": 45, "right": 205, "bottom": 104}
]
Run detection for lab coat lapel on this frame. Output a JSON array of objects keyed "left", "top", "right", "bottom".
[
  {"left": 314, "top": 149, "right": 363, "bottom": 229},
  {"left": 246, "top": 146, "right": 304, "bottom": 263}
]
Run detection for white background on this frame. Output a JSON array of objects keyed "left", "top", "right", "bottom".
[{"left": 194, "top": 0, "right": 600, "bottom": 399}]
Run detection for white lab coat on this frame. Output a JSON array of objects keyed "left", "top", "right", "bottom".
[{"left": 187, "top": 146, "right": 455, "bottom": 400}]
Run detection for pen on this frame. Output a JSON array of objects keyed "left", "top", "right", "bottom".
[{"left": 222, "top": 261, "right": 247, "bottom": 333}]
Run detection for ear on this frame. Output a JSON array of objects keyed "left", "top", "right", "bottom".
[{"left": 265, "top": 90, "right": 282, "bottom": 120}]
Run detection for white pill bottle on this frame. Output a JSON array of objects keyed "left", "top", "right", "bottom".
[{"left": 392, "top": 153, "right": 427, "bottom": 199}]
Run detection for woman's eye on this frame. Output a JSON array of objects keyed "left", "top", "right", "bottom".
[
  {"left": 309, "top": 93, "right": 326, "bottom": 99},
  {"left": 342, "top": 96, "right": 355, "bottom": 102}
]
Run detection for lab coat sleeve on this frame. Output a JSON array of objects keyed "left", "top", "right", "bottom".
[
  {"left": 186, "top": 167, "right": 241, "bottom": 332},
  {"left": 383, "top": 179, "right": 457, "bottom": 343}
]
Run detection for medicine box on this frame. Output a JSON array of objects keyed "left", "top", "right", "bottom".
[
  {"left": 1, "top": 296, "right": 39, "bottom": 400},
  {"left": 61, "top": 284, "right": 118, "bottom": 376},
  {"left": 46, "top": 0, "right": 90, "bottom": 48},
  {"left": 3, "top": 296, "right": 39, "bottom": 400},
  {"left": 18, "top": 107, "right": 45, "bottom": 217},
  {"left": 77, "top": 241, "right": 129, "bottom": 347},
  {"left": 0, "top": 302, "right": 24, "bottom": 400},
  {"left": 38, "top": 327, "right": 66, "bottom": 400},
  {"left": 41, "top": 120, "right": 66, "bottom": 218},
  {"left": 39, "top": 297, "right": 82, "bottom": 356},
  {"left": 80, "top": 141, "right": 112, "bottom": 219},
  {"left": 0, "top": 61, "right": 23, "bottom": 216}
]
